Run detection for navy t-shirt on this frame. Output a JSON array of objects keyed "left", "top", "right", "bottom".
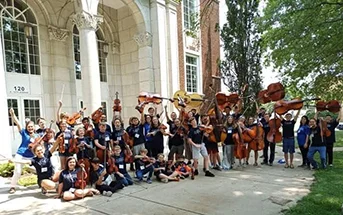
[
  {"left": 310, "top": 126, "right": 326, "bottom": 147},
  {"left": 188, "top": 127, "right": 203, "bottom": 144},
  {"left": 30, "top": 151, "right": 53, "bottom": 185},
  {"left": 169, "top": 126, "right": 186, "bottom": 146},
  {"left": 224, "top": 125, "right": 236, "bottom": 145},
  {"left": 114, "top": 152, "right": 127, "bottom": 174},
  {"left": 154, "top": 160, "right": 167, "bottom": 176},
  {"left": 76, "top": 137, "right": 91, "bottom": 160},
  {"left": 129, "top": 125, "right": 146, "bottom": 146},
  {"left": 94, "top": 131, "right": 112, "bottom": 149},
  {"left": 59, "top": 169, "right": 78, "bottom": 192},
  {"left": 282, "top": 120, "right": 296, "bottom": 138},
  {"left": 326, "top": 120, "right": 339, "bottom": 143},
  {"left": 90, "top": 164, "right": 106, "bottom": 185},
  {"left": 134, "top": 158, "right": 151, "bottom": 171},
  {"left": 112, "top": 129, "right": 126, "bottom": 150}
]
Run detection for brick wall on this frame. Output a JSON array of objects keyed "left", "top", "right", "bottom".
[{"left": 177, "top": 3, "right": 185, "bottom": 91}]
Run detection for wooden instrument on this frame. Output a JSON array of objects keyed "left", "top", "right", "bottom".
[
  {"left": 173, "top": 90, "right": 205, "bottom": 109},
  {"left": 57, "top": 133, "right": 65, "bottom": 153},
  {"left": 107, "top": 156, "right": 119, "bottom": 174},
  {"left": 233, "top": 132, "right": 245, "bottom": 159},
  {"left": 316, "top": 100, "right": 341, "bottom": 113},
  {"left": 91, "top": 107, "right": 103, "bottom": 124},
  {"left": 42, "top": 120, "right": 54, "bottom": 142},
  {"left": 274, "top": 98, "right": 320, "bottom": 115},
  {"left": 28, "top": 136, "right": 45, "bottom": 150},
  {"left": 75, "top": 166, "right": 87, "bottom": 189},
  {"left": 319, "top": 119, "right": 331, "bottom": 142},
  {"left": 258, "top": 82, "right": 285, "bottom": 104},
  {"left": 67, "top": 107, "right": 86, "bottom": 125},
  {"left": 267, "top": 117, "right": 282, "bottom": 143},
  {"left": 123, "top": 131, "right": 133, "bottom": 147},
  {"left": 85, "top": 124, "right": 95, "bottom": 139},
  {"left": 68, "top": 138, "right": 79, "bottom": 154},
  {"left": 112, "top": 92, "right": 122, "bottom": 112},
  {"left": 199, "top": 125, "right": 214, "bottom": 134}
]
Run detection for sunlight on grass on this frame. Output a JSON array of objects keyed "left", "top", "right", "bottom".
[
  {"left": 285, "top": 151, "right": 343, "bottom": 215},
  {"left": 18, "top": 174, "right": 37, "bottom": 187}
]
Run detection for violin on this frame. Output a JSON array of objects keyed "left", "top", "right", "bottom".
[
  {"left": 112, "top": 92, "right": 122, "bottom": 112},
  {"left": 42, "top": 120, "right": 54, "bottom": 142},
  {"left": 91, "top": 107, "right": 103, "bottom": 124},
  {"left": 57, "top": 133, "right": 65, "bottom": 153},
  {"left": 68, "top": 138, "right": 79, "bottom": 154},
  {"left": 274, "top": 98, "right": 320, "bottom": 115},
  {"left": 199, "top": 125, "right": 214, "bottom": 134},
  {"left": 316, "top": 100, "right": 341, "bottom": 113},
  {"left": 319, "top": 119, "right": 331, "bottom": 142},
  {"left": 123, "top": 131, "right": 134, "bottom": 147},
  {"left": 107, "top": 156, "right": 119, "bottom": 174},
  {"left": 67, "top": 108, "right": 86, "bottom": 125},
  {"left": 75, "top": 166, "right": 87, "bottom": 189},
  {"left": 85, "top": 124, "right": 95, "bottom": 139},
  {"left": 267, "top": 117, "right": 282, "bottom": 143},
  {"left": 138, "top": 92, "right": 173, "bottom": 106},
  {"left": 28, "top": 136, "right": 44, "bottom": 150},
  {"left": 142, "top": 156, "right": 156, "bottom": 163},
  {"left": 258, "top": 82, "right": 285, "bottom": 104}
]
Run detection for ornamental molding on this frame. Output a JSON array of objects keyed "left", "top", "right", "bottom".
[
  {"left": 72, "top": 11, "right": 103, "bottom": 30},
  {"left": 112, "top": 41, "right": 120, "bottom": 54},
  {"left": 48, "top": 25, "right": 69, "bottom": 41},
  {"left": 133, "top": 31, "right": 152, "bottom": 47}
]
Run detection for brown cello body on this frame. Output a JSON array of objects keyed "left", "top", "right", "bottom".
[
  {"left": 91, "top": 107, "right": 103, "bottom": 124},
  {"left": 75, "top": 167, "right": 87, "bottom": 189},
  {"left": 258, "top": 82, "right": 285, "bottom": 104},
  {"left": 233, "top": 133, "right": 245, "bottom": 159},
  {"left": 316, "top": 100, "right": 341, "bottom": 113},
  {"left": 250, "top": 125, "right": 265, "bottom": 151},
  {"left": 274, "top": 98, "right": 304, "bottom": 115},
  {"left": 267, "top": 117, "right": 282, "bottom": 143}
]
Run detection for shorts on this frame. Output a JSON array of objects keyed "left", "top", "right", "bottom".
[
  {"left": 283, "top": 138, "right": 295, "bottom": 153},
  {"left": 192, "top": 143, "right": 208, "bottom": 160},
  {"left": 205, "top": 141, "right": 219, "bottom": 154},
  {"left": 132, "top": 143, "right": 145, "bottom": 156},
  {"left": 168, "top": 145, "right": 184, "bottom": 160}
]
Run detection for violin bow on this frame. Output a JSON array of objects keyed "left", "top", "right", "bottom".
[
  {"left": 10, "top": 105, "right": 15, "bottom": 140},
  {"left": 60, "top": 84, "right": 65, "bottom": 101}
]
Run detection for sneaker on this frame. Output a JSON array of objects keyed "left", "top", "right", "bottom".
[
  {"left": 213, "top": 165, "right": 222, "bottom": 171},
  {"left": 161, "top": 178, "right": 168, "bottom": 183},
  {"left": 41, "top": 188, "right": 47, "bottom": 195},
  {"left": 298, "top": 164, "right": 306, "bottom": 168},
  {"left": 329, "top": 164, "right": 333, "bottom": 167},
  {"left": 194, "top": 169, "right": 199, "bottom": 175},
  {"left": 261, "top": 161, "right": 268, "bottom": 165},
  {"left": 103, "top": 191, "right": 113, "bottom": 197},
  {"left": 259, "top": 155, "right": 264, "bottom": 158},
  {"left": 202, "top": 168, "right": 206, "bottom": 173},
  {"left": 9, "top": 187, "right": 16, "bottom": 194},
  {"left": 180, "top": 175, "right": 185, "bottom": 180},
  {"left": 268, "top": 162, "right": 273, "bottom": 166},
  {"left": 245, "top": 161, "right": 249, "bottom": 165},
  {"left": 205, "top": 171, "right": 215, "bottom": 177},
  {"left": 146, "top": 179, "right": 152, "bottom": 184}
]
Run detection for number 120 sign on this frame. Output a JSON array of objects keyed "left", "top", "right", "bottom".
[{"left": 10, "top": 85, "right": 29, "bottom": 94}]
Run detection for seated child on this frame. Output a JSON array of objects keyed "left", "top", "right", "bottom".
[
  {"left": 134, "top": 149, "right": 155, "bottom": 184},
  {"left": 154, "top": 153, "right": 180, "bottom": 183},
  {"left": 172, "top": 155, "right": 194, "bottom": 180},
  {"left": 112, "top": 145, "right": 134, "bottom": 186}
]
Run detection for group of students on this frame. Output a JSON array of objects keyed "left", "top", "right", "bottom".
[{"left": 7, "top": 100, "right": 341, "bottom": 201}]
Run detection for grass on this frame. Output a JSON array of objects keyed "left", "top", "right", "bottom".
[
  {"left": 18, "top": 174, "right": 37, "bottom": 187},
  {"left": 334, "top": 130, "right": 343, "bottom": 147},
  {"left": 285, "top": 151, "right": 343, "bottom": 215}
]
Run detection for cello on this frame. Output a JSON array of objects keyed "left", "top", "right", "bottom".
[
  {"left": 75, "top": 165, "right": 87, "bottom": 189},
  {"left": 274, "top": 98, "right": 320, "bottom": 115},
  {"left": 316, "top": 100, "right": 341, "bottom": 113},
  {"left": 258, "top": 82, "right": 285, "bottom": 104},
  {"left": 267, "top": 115, "right": 282, "bottom": 143}
]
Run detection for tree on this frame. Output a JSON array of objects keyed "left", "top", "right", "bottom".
[
  {"left": 220, "top": 0, "right": 263, "bottom": 117},
  {"left": 260, "top": 0, "right": 343, "bottom": 101}
]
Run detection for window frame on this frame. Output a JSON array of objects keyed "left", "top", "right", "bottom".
[
  {"left": 7, "top": 98, "right": 19, "bottom": 126},
  {"left": 0, "top": 1, "right": 40, "bottom": 75},
  {"left": 22, "top": 97, "right": 41, "bottom": 123},
  {"left": 183, "top": 0, "right": 197, "bottom": 30},
  {"left": 185, "top": 54, "right": 200, "bottom": 93}
]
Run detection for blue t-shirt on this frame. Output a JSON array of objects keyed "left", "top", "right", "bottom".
[
  {"left": 16, "top": 129, "right": 37, "bottom": 158},
  {"left": 297, "top": 125, "right": 310, "bottom": 146}
]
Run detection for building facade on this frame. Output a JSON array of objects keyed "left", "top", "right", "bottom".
[{"left": 0, "top": 0, "right": 219, "bottom": 156}]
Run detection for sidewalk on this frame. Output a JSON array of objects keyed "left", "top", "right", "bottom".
[{"left": 0, "top": 146, "right": 314, "bottom": 215}]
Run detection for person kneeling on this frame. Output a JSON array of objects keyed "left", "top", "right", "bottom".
[
  {"left": 112, "top": 145, "right": 134, "bottom": 186},
  {"left": 90, "top": 157, "right": 124, "bottom": 197},
  {"left": 57, "top": 157, "right": 100, "bottom": 201}
]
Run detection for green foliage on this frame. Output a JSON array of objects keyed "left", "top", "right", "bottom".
[
  {"left": 285, "top": 151, "right": 343, "bottom": 215},
  {"left": 18, "top": 174, "right": 37, "bottom": 187},
  {"left": 220, "top": 0, "right": 263, "bottom": 117},
  {"left": 260, "top": 0, "right": 343, "bottom": 101},
  {"left": 0, "top": 162, "right": 31, "bottom": 177}
]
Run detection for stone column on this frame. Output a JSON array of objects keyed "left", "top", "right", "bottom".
[
  {"left": 72, "top": 0, "right": 103, "bottom": 114},
  {"left": 133, "top": 31, "right": 155, "bottom": 92},
  {"left": 0, "top": 33, "right": 12, "bottom": 157}
]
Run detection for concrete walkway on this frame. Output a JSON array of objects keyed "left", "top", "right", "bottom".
[{"left": 0, "top": 146, "right": 314, "bottom": 215}]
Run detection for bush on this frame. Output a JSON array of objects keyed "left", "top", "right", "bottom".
[{"left": 0, "top": 162, "right": 31, "bottom": 177}]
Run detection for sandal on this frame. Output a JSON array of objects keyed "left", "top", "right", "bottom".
[
  {"left": 284, "top": 164, "right": 289, "bottom": 168},
  {"left": 290, "top": 164, "right": 294, "bottom": 169},
  {"left": 253, "top": 162, "right": 258, "bottom": 166},
  {"left": 91, "top": 188, "right": 100, "bottom": 195},
  {"left": 9, "top": 187, "right": 16, "bottom": 194}
]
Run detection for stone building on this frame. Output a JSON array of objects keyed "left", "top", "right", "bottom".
[{"left": 0, "top": 0, "right": 219, "bottom": 156}]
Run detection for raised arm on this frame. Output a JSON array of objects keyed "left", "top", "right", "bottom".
[
  {"left": 164, "top": 106, "right": 171, "bottom": 122},
  {"left": 294, "top": 109, "right": 301, "bottom": 122},
  {"left": 9, "top": 108, "right": 22, "bottom": 132},
  {"left": 314, "top": 110, "right": 319, "bottom": 120},
  {"left": 50, "top": 136, "right": 61, "bottom": 154}
]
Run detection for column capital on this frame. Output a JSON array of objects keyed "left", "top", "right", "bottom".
[
  {"left": 72, "top": 11, "right": 103, "bottom": 30},
  {"left": 133, "top": 31, "right": 152, "bottom": 47},
  {"left": 48, "top": 25, "right": 69, "bottom": 41}
]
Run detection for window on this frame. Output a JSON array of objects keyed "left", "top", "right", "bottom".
[
  {"left": 73, "top": 26, "right": 107, "bottom": 82},
  {"left": 7, "top": 99, "right": 19, "bottom": 126},
  {"left": 0, "top": 0, "right": 40, "bottom": 75},
  {"left": 186, "top": 55, "right": 198, "bottom": 93},
  {"left": 183, "top": 0, "right": 196, "bottom": 29},
  {"left": 101, "top": 101, "right": 107, "bottom": 121},
  {"left": 24, "top": 99, "right": 40, "bottom": 122}
]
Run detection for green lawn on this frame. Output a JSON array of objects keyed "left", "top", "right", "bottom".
[
  {"left": 334, "top": 130, "right": 343, "bottom": 147},
  {"left": 285, "top": 151, "right": 343, "bottom": 215}
]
